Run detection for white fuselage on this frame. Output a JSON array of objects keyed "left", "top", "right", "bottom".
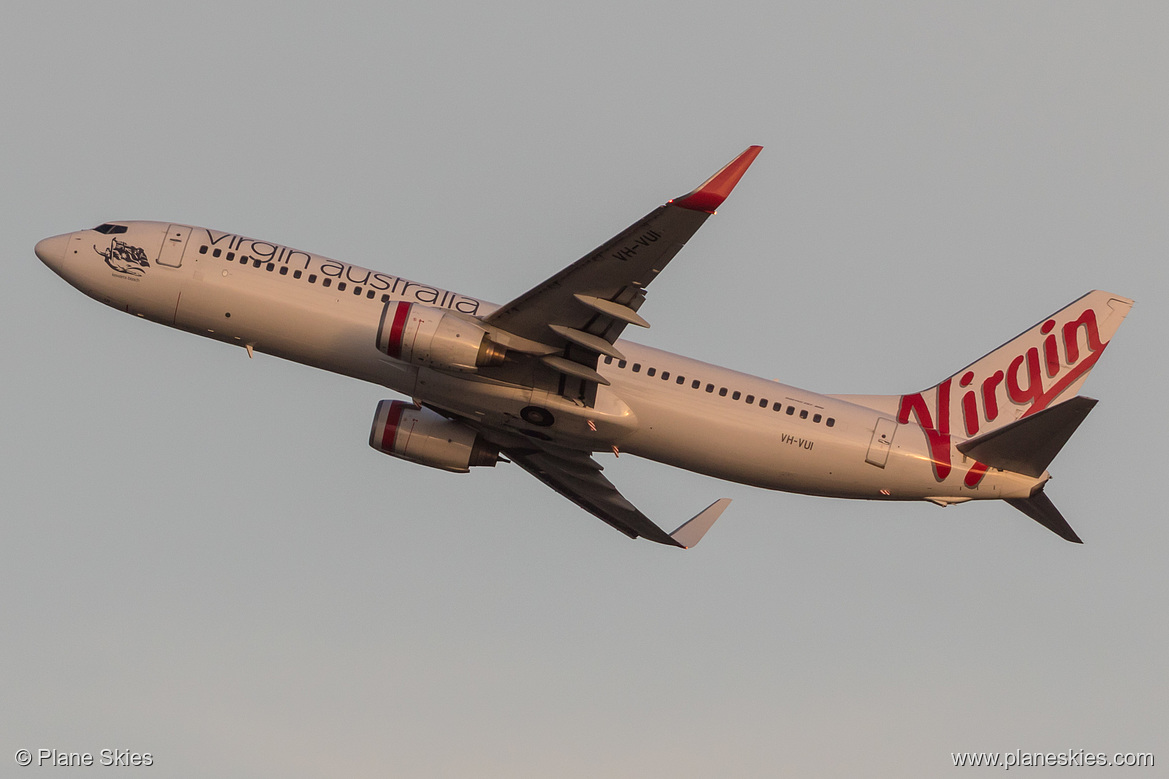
[{"left": 39, "top": 221, "right": 1044, "bottom": 505}]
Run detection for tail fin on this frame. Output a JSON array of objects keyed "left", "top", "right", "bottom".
[
  {"left": 833, "top": 291, "right": 1132, "bottom": 543},
  {"left": 898, "top": 290, "right": 1132, "bottom": 442}
]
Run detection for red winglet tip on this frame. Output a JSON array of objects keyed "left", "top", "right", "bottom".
[{"left": 671, "top": 145, "right": 763, "bottom": 213}]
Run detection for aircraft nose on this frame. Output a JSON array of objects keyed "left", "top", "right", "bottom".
[{"left": 35, "top": 233, "right": 71, "bottom": 269}]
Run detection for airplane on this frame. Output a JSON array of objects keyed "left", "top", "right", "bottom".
[{"left": 35, "top": 146, "right": 1133, "bottom": 548}]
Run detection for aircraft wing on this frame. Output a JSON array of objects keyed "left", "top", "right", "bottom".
[
  {"left": 481, "top": 146, "right": 762, "bottom": 403},
  {"left": 498, "top": 441, "right": 730, "bottom": 548},
  {"left": 462, "top": 148, "right": 755, "bottom": 543}
]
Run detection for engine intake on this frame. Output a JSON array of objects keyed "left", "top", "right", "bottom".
[
  {"left": 377, "top": 301, "right": 505, "bottom": 373},
  {"left": 369, "top": 400, "right": 499, "bottom": 473}
]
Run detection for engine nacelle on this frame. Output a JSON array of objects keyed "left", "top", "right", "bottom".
[
  {"left": 369, "top": 400, "right": 499, "bottom": 473},
  {"left": 377, "top": 301, "right": 505, "bottom": 373}
]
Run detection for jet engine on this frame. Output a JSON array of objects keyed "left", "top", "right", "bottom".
[
  {"left": 369, "top": 400, "right": 499, "bottom": 473},
  {"left": 377, "top": 301, "right": 505, "bottom": 373}
]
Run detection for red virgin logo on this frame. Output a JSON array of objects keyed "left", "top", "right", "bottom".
[{"left": 897, "top": 308, "right": 1108, "bottom": 484}]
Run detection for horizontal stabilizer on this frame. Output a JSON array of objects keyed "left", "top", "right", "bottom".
[
  {"left": 956, "top": 397, "right": 1098, "bottom": 477},
  {"left": 669, "top": 498, "right": 731, "bottom": 548},
  {"left": 1005, "top": 489, "right": 1083, "bottom": 543}
]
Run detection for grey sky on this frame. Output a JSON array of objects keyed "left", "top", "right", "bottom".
[{"left": 3, "top": 2, "right": 1166, "bottom": 777}]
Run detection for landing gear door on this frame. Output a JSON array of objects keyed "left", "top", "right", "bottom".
[
  {"left": 865, "top": 417, "right": 897, "bottom": 468},
  {"left": 156, "top": 224, "right": 190, "bottom": 268}
]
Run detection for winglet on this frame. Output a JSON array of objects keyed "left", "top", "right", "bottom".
[
  {"left": 669, "top": 498, "right": 731, "bottom": 548},
  {"left": 670, "top": 146, "right": 763, "bottom": 213}
]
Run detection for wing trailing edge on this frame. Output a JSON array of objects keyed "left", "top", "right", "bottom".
[{"left": 499, "top": 443, "right": 728, "bottom": 548}]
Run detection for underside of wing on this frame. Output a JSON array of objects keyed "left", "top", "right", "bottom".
[
  {"left": 504, "top": 445, "right": 683, "bottom": 545},
  {"left": 468, "top": 425, "right": 729, "bottom": 548}
]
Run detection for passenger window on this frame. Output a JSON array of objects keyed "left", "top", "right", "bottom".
[
  {"left": 661, "top": 371, "right": 670, "bottom": 381},
  {"left": 308, "top": 274, "right": 317, "bottom": 283},
  {"left": 676, "top": 376, "right": 685, "bottom": 385},
  {"left": 227, "top": 252, "right": 235, "bottom": 261},
  {"left": 353, "top": 286, "right": 362, "bottom": 295},
  {"left": 773, "top": 402, "right": 782, "bottom": 411},
  {"left": 279, "top": 266, "right": 288, "bottom": 275},
  {"left": 253, "top": 259, "right": 262, "bottom": 268},
  {"left": 732, "top": 391, "right": 741, "bottom": 400},
  {"left": 381, "top": 294, "right": 390, "bottom": 303},
  {"left": 786, "top": 407, "right": 795, "bottom": 415},
  {"left": 618, "top": 360, "right": 627, "bottom": 369},
  {"left": 647, "top": 367, "right": 656, "bottom": 377},
  {"left": 692, "top": 380, "right": 700, "bottom": 389},
  {"left": 604, "top": 356, "right": 613, "bottom": 365},
  {"left": 759, "top": 398, "right": 767, "bottom": 407},
  {"left": 632, "top": 363, "right": 641, "bottom": 372},
  {"left": 706, "top": 384, "right": 715, "bottom": 393},
  {"left": 719, "top": 388, "right": 728, "bottom": 397},
  {"left": 323, "top": 278, "right": 332, "bottom": 287},
  {"left": 198, "top": 245, "right": 208, "bottom": 255},
  {"left": 813, "top": 414, "right": 822, "bottom": 423},
  {"left": 745, "top": 394, "right": 755, "bottom": 404},
  {"left": 799, "top": 410, "right": 808, "bottom": 419},
  {"left": 266, "top": 263, "right": 275, "bottom": 272},
  {"left": 294, "top": 270, "right": 302, "bottom": 279},
  {"left": 826, "top": 418, "right": 836, "bottom": 427},
  {"left": 212, "top": 248, "right": 222, "bottom": 258},
  {"left": 367, "top": 290, "right": 376, "bottom": 299}
]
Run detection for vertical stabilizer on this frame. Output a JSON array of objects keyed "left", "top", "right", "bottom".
[{"left": 898, "top": 291, "right": 1132, "bottom": 444}]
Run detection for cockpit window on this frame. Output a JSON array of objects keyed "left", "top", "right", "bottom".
[{"left": 93, "top": 223, "right": 128, "bottom": 234}]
